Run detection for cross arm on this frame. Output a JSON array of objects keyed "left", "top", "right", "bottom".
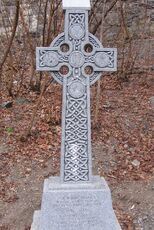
[
  {"left": 36, "top": 47, "right": 68, "bottom": 72},
  {"left": 88, "top": 48, "right": 117, "bottom": 72}
]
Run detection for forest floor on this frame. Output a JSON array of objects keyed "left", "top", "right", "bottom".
[{"left": 0, "top": 72, "right": 153, "bottom": 230}]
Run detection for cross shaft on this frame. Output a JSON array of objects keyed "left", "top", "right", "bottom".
[{"left": 36, "top": 9, "right": 117, "bottom": 183}]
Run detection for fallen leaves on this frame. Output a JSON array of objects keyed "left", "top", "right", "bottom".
[{"left": 0, "top": 71, "right": 153, "bottom": 229}]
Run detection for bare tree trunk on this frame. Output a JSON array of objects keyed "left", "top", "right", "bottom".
[
  {"left": 118, "top": 0, "right": 130, "bottom": 40},
  {"left": 46, "top": 0, "right": 61, "bottom": 45},
  {"left": 42, "top": 0, "right": 48, "bottom": 46},
  {"left": 0, "top": 0, "right": 20, "bottom": 77},
  {"left": 91, "top": 0, "right": 118, "bottom": 35},
  {"left": 19, "top": 7, "right": 35, "bottom": 88}
]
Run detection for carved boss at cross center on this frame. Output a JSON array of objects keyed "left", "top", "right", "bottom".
[{"left": 36, "top": 10, "right": 117, "bottom": 183}]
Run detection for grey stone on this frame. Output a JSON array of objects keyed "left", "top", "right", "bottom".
[
  {"left": 31, "top": 1, "right": 120, "bottom": 229},
  {"left": 31, "top": 177, "right": 121, "bottom": 230},
  {"left": 15, "top": 97, "right": 30, "bottom": 105},
  {"left": 1, "top": 101, "right": 13, "bottom": 109},
  {"left": 149, "top": 96, "right": 154, "bottom": 108},
  {"left": 132, "top": 159, "right": 140, "bottom": 167},
  {"left": 31, "top": 211, "right": 40, "bottom": 230},
  {"left": 36, "top": 7, "right": 117, "bottom": 183}
]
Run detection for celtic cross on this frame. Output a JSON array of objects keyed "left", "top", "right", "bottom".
[{"left": 36, "top": 4, "right": 117, "bottom": 183}]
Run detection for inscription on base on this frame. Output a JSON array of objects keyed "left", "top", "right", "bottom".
[{"left": 41, "top": 190, "right": 112, "bottom": 230}]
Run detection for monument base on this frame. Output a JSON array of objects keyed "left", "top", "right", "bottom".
[{"left": 31, "top": 176, "right": 121, "bottom": 230}]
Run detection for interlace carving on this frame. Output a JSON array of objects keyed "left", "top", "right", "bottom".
[
  {"left": 64, "top": 89, "right": 89, "bottom": 182},
  {"left": 36, "top": 9, "right": 117, "bottom": 183},
  {"left": 70, "top": 13, "right": 85, "bottom": 25}
]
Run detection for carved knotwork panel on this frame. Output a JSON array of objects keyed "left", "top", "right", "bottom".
[
  {"left": 64, "top": 81, "right": 89, "bottom": 182},
  {"left": 36, "top": 9, "right": 117, "bottom": 183},
  {"left": 37, "top": 36, "right": 116, "bottom": 86}
]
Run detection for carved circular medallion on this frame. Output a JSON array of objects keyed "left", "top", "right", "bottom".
[
  {"left": 41, "top": 51, "right": 59, "bottom": 67},
  {"left": 68, "top": 81, "right": 85, "bottom": 99},
  {"left": 69, "top": 24, "right": 84, "bottom": 40},
  {"left": 69, "top": 51, "right": 85, "bottom": 68},
  {"left": 95, "top": 52, "right": 110, "bottom": 68}
]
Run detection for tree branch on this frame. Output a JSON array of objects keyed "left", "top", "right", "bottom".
[
  {"left": 91, "top": 0, "right": 118, "bottom": 34},
  {"left": 0, "top": 0, "right": 20, "bottom": 74}
]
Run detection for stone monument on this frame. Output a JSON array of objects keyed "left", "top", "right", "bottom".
[{"left": 31, "top": 0, "right": 121, "bottom": 229}]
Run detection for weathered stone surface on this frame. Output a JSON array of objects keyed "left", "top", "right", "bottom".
[{"left": 31, "top": 177, "right": 121, "bottom": 230}]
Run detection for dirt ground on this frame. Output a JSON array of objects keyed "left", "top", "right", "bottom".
[
  {"left": 0, "top": 73, "right": 153, "bottom": 230},
  {"left": 0, "top": 143, "right": 153, "bottom": 230}
]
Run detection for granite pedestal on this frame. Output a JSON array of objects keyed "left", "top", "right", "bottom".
[{"left": 31, "top": 176, "right": 121, "bottom": 230}]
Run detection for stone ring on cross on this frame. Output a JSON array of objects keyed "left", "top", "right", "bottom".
[{"left": 36, "top": 11, "right": 117, "bottom": 87}]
